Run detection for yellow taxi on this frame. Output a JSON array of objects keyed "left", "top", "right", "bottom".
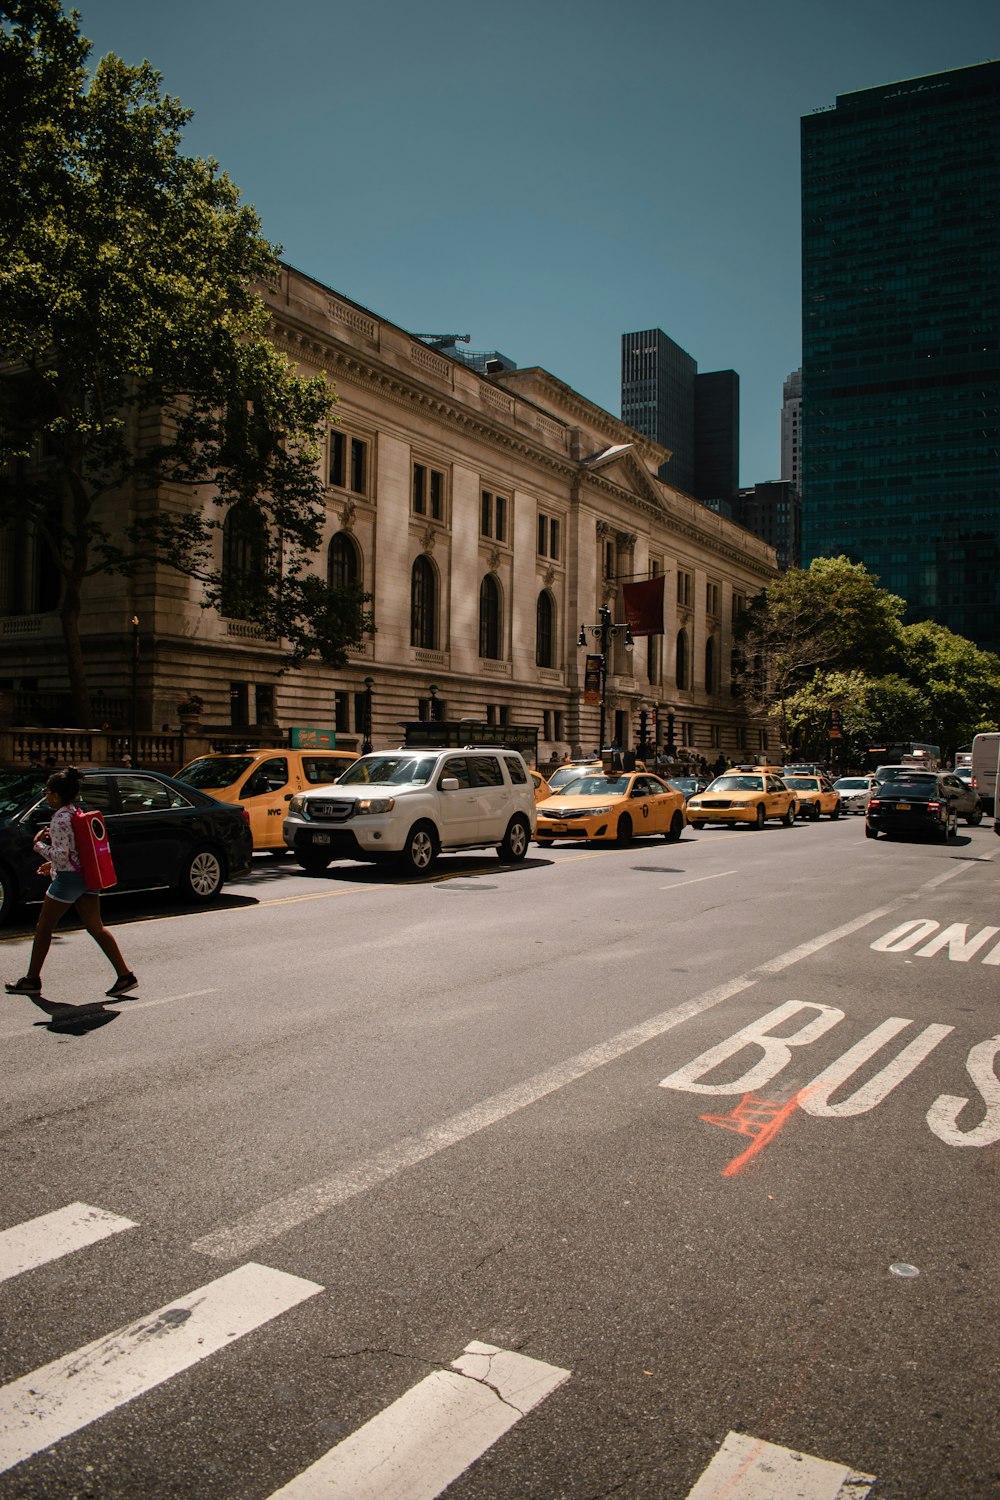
[
  {"left": 781, "top": 773, "right": 841, "bottom": 820},
  {"left": 535, "top": 769, "right": 686, "bottom": 845},
  {"left": 530, "top": 769, "right": 552, "bottom": 804},
  {"left": 175, "top": 747, "right": 357, "bottom": 850},
  {"left": 685, "top": 768, "right": 798, "bottom": 829},
  {"left": 545, "top": 759, "right": 602, "bottom": 793}
]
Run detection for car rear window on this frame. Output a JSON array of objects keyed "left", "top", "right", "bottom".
[
  {"left": 303, "top": 756, "right": 350, "bottom": 784},
  {"left": 472, "top": 757, "right": 504, "bottom": 788},
  {"left": 176, "top": 756, "right": 254, "bottom": 789}
]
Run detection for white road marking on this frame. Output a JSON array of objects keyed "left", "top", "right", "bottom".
[
  {"left": 189, "top": 858, "right": 983, "bottom": 1259},
  {"left": 685, "top": 1430, "right": 875, "bottom": 1499},
  {"left": 0, "top": 1262, "right": 322, "bottom": 1476},
  {"left": 265, "top": 1340, "right": 569, "bottom": 1500},
  {"left": 660, "top": 870, "right": 737, "bottom": 890},
  {"left": 0, "top": 1203, "right": 137, "bottom": 1284}
]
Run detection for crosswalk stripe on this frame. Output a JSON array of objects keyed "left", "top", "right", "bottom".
[
  {"left": 0, "top": 1202, "right": 137, "bottom": 1284},
  {"left": 266, "top": 1340, "right": 570, "bottom": 1500},
  {"left": 685, "top": 1431, "right": 875, "bottom": 1499},
  {"left": 0, "top": 1261, "right": 323, "bottom": 1477}
]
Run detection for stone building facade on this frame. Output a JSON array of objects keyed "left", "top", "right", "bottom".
[{"left": 1, "top": 265, "right": 778, "bottom": 766}]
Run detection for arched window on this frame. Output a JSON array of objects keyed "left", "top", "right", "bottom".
[
  {"left": 221, "top": 503, "right": 267, "bottom": 617},
  {"left": 705, "top": 636, "right": 716, "bottom": 694},
  {"left": 410, "top": 555, "right": 437, "bottom": 649},
  {"left": 676, "top": 629, "right": 689, "bottom": 691},
  {"left": 535, "top": 590, "right": 555, "bottom": 668},
  {"left": 328, "top": 531, "right": 361, "bottom": 591},
  {"left": 479, "top": 573, "right": 502, "bottom": 660}
]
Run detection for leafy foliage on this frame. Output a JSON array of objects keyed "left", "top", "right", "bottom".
[{"left": 0, "top": 0, "right": 372, "bottom": 720}]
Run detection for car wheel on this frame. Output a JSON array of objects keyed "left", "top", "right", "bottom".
[
  {"left": 753, "top": 803, "right": 766, "bottom": 829},
  {"left": 616, "top": 813, "right": 633, "bottom": 844},
  {"left": 690, "top": 819, "right": 705, "bottom": 830},
  {"left": 398, "top": 821, "right": 438, "bottom": 874},
  {"left": 0, "top": 865, "right": 19, "bottom": 927},
  {"left": 965, "top": 806, "right": 983, "bottom": 826},
  {"left": 296, "top": 849, "right": 332, "bottom": 873},
  {"left": 176, "top": 846, "right": 225, "bottom": 902},
  {"left": 829, "top": 804, "right": 840, "bottom": 820},
  {"left": 782, "top": 803, "right": 796, "bottom": 827},
  {"left": 535, "top": 838, "right": 553, "bottom": 847},
  {"left": 810, "top": 805, "right": 821, "bottom": 821},
  {"left": 865, "top": 824, "right": 879, "bottom": 839},
  {"left": 665, "top": 811, "right": 684, "bottom": 842},
  {"left": 498, "top": 816, "right": 530, "bottom": 862}
]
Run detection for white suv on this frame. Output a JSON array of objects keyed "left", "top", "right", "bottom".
[{"left": 283, "top": 747, "right": 538, "bottom": 874}]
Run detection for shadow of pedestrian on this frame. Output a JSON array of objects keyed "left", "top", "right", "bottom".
[{"left": 28, "top": 995, "right": 121, "bottom": 1035}]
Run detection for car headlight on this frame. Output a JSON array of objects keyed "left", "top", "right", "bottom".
[
  {"left": 688, "top": 799, "right": 701, "bottom": 810},
  {"left": 586, "top": 805, "right": 614, "bottom": 817},
  {"left": 288, "top": 795, "right": 304, "bottom": 814},
  {"left": 356, "top": 797, "right": 394, "bottom": 815}
]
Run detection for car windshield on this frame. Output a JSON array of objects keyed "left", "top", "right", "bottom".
[
  {"left": 671, "top": 778, "right": 698, "bottom": 793},
  {"left": 176, "top": 756, "right": 255, "bottom": 789},
  {"left": 339, "top": 755, "right": 436, "bottom": 786},
  {"left": 554, "top": 775, "right": 630, "bottom": 797},
  {"left": 835, "top": 778, "right": 869, "bottom": 790},
  {"left": 548, "top": 766, "right": 596, "bottom": 790},
  {"left": 708, "top": 775, "right": 763, "bottom": 792},
  {"left": 0, "top": 771, "right": 47, "bottom": 817},
  {"left": 784, "top": 777, "right": 819, "bottom": 789}
]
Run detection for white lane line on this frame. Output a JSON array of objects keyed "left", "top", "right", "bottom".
[
  {"left": 0, "top": 1203, "right": 137, "bottom": 1285},
  {"left": 191, "top": 975, "right": 756, "bottom": 1261},
  {"left": 266, "top": 1340, "right": 569, "bottom": 1500},
  {"left": 192, "top": 862, "right": 982, "bottom": 1261},
  {"left": 685, "top": 1430, "right": 874, "bottom": 1499},
  {"left": 0, "top": 1262, "right": 322, "bottom": 1477},
  {"left": 660, "top": 869, "right": 737, "bottom": 891}
]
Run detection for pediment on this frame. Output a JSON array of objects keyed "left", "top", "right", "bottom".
[{"left": 581, "top": 444, "right": 665, "bottom": 509}]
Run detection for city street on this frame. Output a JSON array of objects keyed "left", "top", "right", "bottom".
[{"left": 1, "top": 816, "right": 998, "bottom": 1499}]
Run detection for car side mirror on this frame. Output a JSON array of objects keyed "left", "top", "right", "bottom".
[{"left": 440, "top": 776, "right": 460, "bottom": 791}]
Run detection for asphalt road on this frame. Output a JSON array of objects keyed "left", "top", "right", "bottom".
[{"left": 1, "top": 814, "right": 998, "bottom": 1499}]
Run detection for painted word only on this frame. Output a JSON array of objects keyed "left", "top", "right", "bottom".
[
  {"left": 871, "top": 918, "right": 1000, "bottom": 963},
  {"left": 659, "top": 999, "right": 1000, "bottom": 1148}
]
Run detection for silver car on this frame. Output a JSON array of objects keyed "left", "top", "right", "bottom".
[{"left": 833, "top": 775, "right": 873, "bottom": 814}]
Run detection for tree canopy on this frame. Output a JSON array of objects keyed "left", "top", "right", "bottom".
[{"left": 0, "top": 0, "right": 371, "bottom": 722}]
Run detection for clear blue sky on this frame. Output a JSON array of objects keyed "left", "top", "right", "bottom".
[{"left": 75, "top": 0, "right": 998, "bottom": 487}]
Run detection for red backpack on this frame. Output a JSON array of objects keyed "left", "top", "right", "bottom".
[{"left": 71, "top": 807, "right": 118, "bottom": 890}]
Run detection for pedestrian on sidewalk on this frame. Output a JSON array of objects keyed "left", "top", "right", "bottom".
[{"left": 5, "top": 766, "right": 137, "bottom": 999}]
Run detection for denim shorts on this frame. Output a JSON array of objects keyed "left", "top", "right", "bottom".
[{"left": 47, "top": 870, "right": 96, "bottom": 904}]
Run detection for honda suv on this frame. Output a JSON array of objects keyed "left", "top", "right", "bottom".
[{"left": 283, "top": 747, "right": 537, "bottom": 874}]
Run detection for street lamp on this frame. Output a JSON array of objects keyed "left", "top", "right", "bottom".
[
  {"left": 428, "top": 683, "right": 439, "bottom": 722},
  {"left": 129, "top": 615, "right": 139, "bottom": 767},
  {"left": 362, "top": 676, "right": 374, "bottom": 754},
  {"left": 577, "top": 604, "right": 634, "bottom": 753}
]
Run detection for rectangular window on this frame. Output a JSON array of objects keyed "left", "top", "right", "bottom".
[
  {"left": 413, "top": 463, "right": 426, "bottom": 515},
  {"left": 330, "top": 432, "right": 369, "bottom": 495},
  {"left": 412, "top": 461, "right": 444, "bottom": 518},
  {"left": 334, "top": 692, "right": 349, "bottom": 733},
  {"left": 706, "top": 581, "right": 720, "bottom": 616},
  {"left": 543, "top": 709, "right": 565, "bottom": 741},
  {"left": 537, "top": 513, "right": 561, "bottom": 560},
  {"left": 353, "top": 691, "right": 367, "bottom": 732},
  {"left": 710, "top": 724, "right": 722, "bottom": 749},
  {"left": 330, "top": 432, "right": 345, "bottom": 488},
  {"left": 350, "top": 438, "right": 367, "bottom": 495},
  {"left": 255, "top": 684, "right": 275, "bottom": 725},
  {"left": 230, "top": 681, "right": 249, "bottom": 728},
  {"left": 677, "top": 570, "right": 692, "bottom": 607},
  {"left": 429, "top": 468, "right": 443, "bottom": 520},
  {"left": 481, "top": 490, "right": 509, "bottom": 542},
  {"left": 736, "top": 726, "right": 747, "bottom": 750},
  {"left": 732, "top": 591, "right": 746, "bottom": 622}
]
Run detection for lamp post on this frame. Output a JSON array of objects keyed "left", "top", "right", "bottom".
[
  {"left": 577, "top": 604, "right": 633, "bottom": 754},
  {"left": 362, "top": 676, "right": 374, "bottom": 754},
  {"left": 129, "top": 615, "right": 139, "bottom": 767},
  {"left": 428, "top": 683, "right": 439, "bottom": 722}
]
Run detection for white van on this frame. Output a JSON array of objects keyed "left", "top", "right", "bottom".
[{"left": 971, "top": 732, "right": 1000, "bottom": 815}]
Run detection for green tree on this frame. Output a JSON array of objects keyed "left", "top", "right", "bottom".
[
  {"left": 784, "top": 669, "right": 929, "bottom": 765},
  {"left": 898, "top": 621, "right": 1000, "bottom": 754},
  {"left": 733, "top": 556, "right": 906, "bottom": 739},
  {"left": 0, "top": 0, "right": 371, "bottom": 723}
]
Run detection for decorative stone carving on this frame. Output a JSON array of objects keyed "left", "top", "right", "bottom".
[
  {"left": 543, "top": 567, "right": 556, "bottom": 589},
  {"left": 421, "top": 526, "right": 436, "bottom": 551},
  {"left": 488, "top": 546, "right": 502, "bottom": 573},
  {"left": 340, "top": 500, "right": 356, "bottom": 532},
  {"left": 327, "top": 299, "right": 378, "bottom": 342}
]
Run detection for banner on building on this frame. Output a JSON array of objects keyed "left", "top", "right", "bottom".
[
  {"left": 584, "top": 654, "right": 603, "bottom": 705},
  {"left": 622, "top": 574, "right": 665, "bottom": 636}
]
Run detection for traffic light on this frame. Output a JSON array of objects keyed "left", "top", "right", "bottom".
[
  {"left": 639, "top": 709, "right": 649, "bottom": 745},
  {"left": 830, "top": 707, "right": 843, "bottom": 738}
]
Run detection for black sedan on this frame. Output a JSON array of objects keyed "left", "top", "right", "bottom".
[
  {"left": 865, "top": 772, "right": 961, "bottom": 842},
  {"left": 0, "top": 768, "right": 252, "bottom": 923}
]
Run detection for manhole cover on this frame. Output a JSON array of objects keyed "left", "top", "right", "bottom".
[{"left": 436, "top": 883, "right": 499, "bottom": 892}]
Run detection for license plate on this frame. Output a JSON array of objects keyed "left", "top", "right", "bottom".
[
  {"left": 312, "top": 833, "right": 331, "bottom": 844},
  {"left": 895, "top": 803, "right": 911, "bottom": 811},
  {"left": 550, "top": 825, "right": 568, "bottom": 833}
]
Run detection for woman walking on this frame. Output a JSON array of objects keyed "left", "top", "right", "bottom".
[{"left": 5, "top": 767, "right": 137, "bottom": 998}]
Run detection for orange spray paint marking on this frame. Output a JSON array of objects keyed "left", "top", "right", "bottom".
[{"left": 700, "top": 1089, "right": 810, "bottom": 1177}]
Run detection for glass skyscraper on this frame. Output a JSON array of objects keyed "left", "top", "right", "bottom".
[{"left": 801, "top": 61, "right": 1000, "bottom": 652}]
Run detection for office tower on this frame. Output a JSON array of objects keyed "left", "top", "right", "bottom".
[
  {"left": 780, "top": 368, "right": 801, "bottom": 491},
  {"left": 737, "top": 481, "right": 801, "bottom": 572},
  {"left": 801, "top": 61, "right": 1000, "bottom": 652},
  {"left": 621, "top": 330, "right": 739, "bottom": 508}
]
